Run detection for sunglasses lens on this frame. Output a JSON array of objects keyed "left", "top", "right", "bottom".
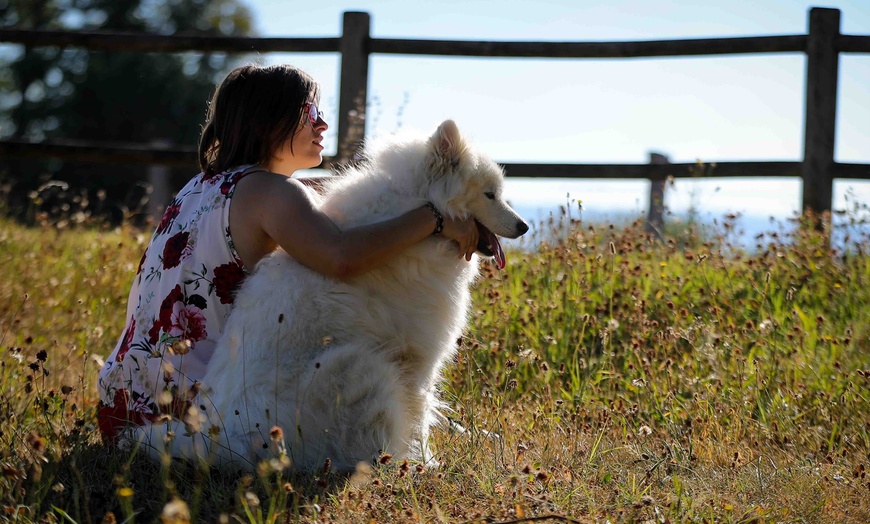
[{"left": 308, "top": 103, "right": 318, "bottom": 123}]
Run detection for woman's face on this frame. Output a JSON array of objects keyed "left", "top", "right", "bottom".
[{"left": 267, "top": 101, "right": 328, "bottom": 175}]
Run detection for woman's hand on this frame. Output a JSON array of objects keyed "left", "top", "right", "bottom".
[{"left": 440, "top": 214, "right": 479, "bottom": 261}]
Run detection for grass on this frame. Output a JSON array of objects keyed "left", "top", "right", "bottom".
[{"left": 1, "top": 207, "right": 869, "bottom": 523}]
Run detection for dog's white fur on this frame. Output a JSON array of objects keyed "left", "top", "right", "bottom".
[{"left": 131, "top": 120, "right": 527, "bottom": 471}]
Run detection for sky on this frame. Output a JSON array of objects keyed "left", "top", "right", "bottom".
[
  {"left": 251, "top": 0, "right": 868, "bottom": 159},
  {"left": 241, "top": 0, "right": 870, "bottom": 236}
]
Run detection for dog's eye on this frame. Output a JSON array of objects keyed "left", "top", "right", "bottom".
[{"left": 484, "top": 192, "right": 495, "bottom": 200}]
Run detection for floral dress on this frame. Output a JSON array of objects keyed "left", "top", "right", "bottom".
[{"left": 97, "top": 165, "right": 254, "bottom": 441}]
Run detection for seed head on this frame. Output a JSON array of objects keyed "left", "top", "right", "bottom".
[
  {"left": 26, "top": 432, "right": 45, "bottom": 452},
  {"left": 169, "top": 339, "right": 191, "bottom": 356}
]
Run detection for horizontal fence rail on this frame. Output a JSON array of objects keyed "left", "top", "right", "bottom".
[
  {"left": 1, "top": 7, "right": 869, "bottom": 225},
  {"left": 3, "top": 29, "right": 870, "bottom": 56},
  {"left": 371, "top": 35, "right": 810, "bottom": 57},
  {"left": 3, "top": 138, "right": 867, "bottom": 179},
  {"left": 0, "top": 28, "right": 339, "bottom": 53}
]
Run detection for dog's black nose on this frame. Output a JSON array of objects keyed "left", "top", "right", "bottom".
[{"left": 517, "top": 221, "right": 529, "bottom": 235}]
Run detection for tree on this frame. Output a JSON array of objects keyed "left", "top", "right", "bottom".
[{"left": 0, "top": 0, "right": 255, "bottom": 222}]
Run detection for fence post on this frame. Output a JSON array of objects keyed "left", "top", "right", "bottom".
[
  {"left": 336, "top": 11, "right": 371, "bottom": 164},
  {"left": 801, "top": 7, "right": 840, "bottom": 218},
  {"left": 148, "top": 139, "right": 171, "bottom": 223},
  {"left": 646, "top": 152, "right": 669, "bottom": 239}
]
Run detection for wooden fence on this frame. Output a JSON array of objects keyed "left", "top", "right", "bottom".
[{"left": 1, "top": 7, "right": 869, "bottom": 227}]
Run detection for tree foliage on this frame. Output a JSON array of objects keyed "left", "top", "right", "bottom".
[{"left": 0, "top": 0, "right": 255, "bottom": 221}]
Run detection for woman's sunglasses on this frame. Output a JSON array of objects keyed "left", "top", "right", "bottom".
[{"left": 304, "top": 102, "right": 324, "bottom": 124}]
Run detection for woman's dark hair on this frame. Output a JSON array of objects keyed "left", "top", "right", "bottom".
[{"left": 198, "top": 64, "right": 320, "bottom": 177}]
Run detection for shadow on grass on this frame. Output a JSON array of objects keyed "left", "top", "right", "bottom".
[{"left": 28, "top": 440, "right": 353, "bottom": 523}]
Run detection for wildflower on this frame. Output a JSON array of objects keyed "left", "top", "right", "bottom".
[
  {"left": 638, "top": 425, "right": 653, "bottom": 436},
  {"left": 117, "top": 487, "right": 134, "bottom": 499},
  {"left": 379, "top": 453, "right": 393, "bottom": 464},
  {"left": 26, "top": 432, "right": 45, "bottom": 453},
  {"left": 36, "top": 350, "right": 48, "bottom": 362},
  {"left": 182, "top": 405, "right": 202, "bottom": 434},
  {"left": 270, "top": 426, "right": 284, "bottom": 442},
  {"left": 348, "top": 462, "right": 372, "bottom": 488},
  {"left": 161, "top": 498, "right": 190, "bottom": 524},
  {"left": 169, "top": 339, "right": 192, "bottom": 356},
  {"left": 243, "top": 492, "right": 260, "bottom": 509}
]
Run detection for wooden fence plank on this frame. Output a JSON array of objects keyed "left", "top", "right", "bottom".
[
  {"left": 0, "top": 29, "right": 808, "bottom": 57},
  {"left": 370, "top": 35, "right": 807, "bottom": 58},
  {"left": 0, "top": 28, "right": 338, "bottom": 53},
  {"left": 837, "top": 35, "right": 870, "bottom": 53},
  {"left": 646, "top": 153, "right": 669, "bottom": 238},
  {"left": 801, "top": 8, "right": 840, "bottom": 215},
  {"left": 9, "top": 139, "right": 851, "bottom": 182},
  {"left": 500, "top": 161, "right": 802, "bottom": 179},
  {"left": 336, "top": 12, "right": 370, "bottom": 163}
]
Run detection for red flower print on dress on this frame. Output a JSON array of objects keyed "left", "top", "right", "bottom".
[
  {"left": 167, "top": 301, "right": 207, "bottom": 343},
  {"left": 213, "top": 261, "right": 246, "bottom": 304},
  {"left": 156, "top": 198, "right": 182, "bottom": 234},
  {"left": 97, "top": 388, "right": 156, "bottom": 443},
  {"left": 115, "top": 317, "right": 136, "bottom": 363},
  {"left": 149, "top": 285, "right": 185, "bottom": 343},
  {"left": 136, "top": 248, "right": 148, "bottom": 275},
  {"left": 147, "top": 285, "right": 207, "bottom": 346},
  {"left": 162, "top": 231, "right": 189, "bottom": 269}
]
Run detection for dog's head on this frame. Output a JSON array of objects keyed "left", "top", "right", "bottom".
[{"left": 425, "top": 120, "right": 529, "bottom": 269}]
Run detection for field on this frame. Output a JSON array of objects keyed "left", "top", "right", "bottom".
[{"left": 1, "top": 208, "right": 869, "bottom": 523}]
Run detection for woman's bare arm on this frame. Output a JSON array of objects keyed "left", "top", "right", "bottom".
[{"left": 230, "top": 172, "right": 479, "bottom": 279}]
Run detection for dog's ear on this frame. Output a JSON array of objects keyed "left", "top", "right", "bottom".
[{"left": 429, "top": 119, "right": 467, "bottom": 170}]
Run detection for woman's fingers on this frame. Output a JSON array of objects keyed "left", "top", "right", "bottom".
[{"left": 440, "top": 214, "right": 478, "bottom": 261}]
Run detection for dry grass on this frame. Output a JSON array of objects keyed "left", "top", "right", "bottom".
[{"left": 1, "top": 206, "right": 869, "bottom": 523}]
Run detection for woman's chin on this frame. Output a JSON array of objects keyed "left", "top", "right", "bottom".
[{"left": 308, "top": 154, "right": 324, "bottom": 169}]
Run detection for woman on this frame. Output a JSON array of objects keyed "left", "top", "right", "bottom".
[{"left": 97, "top": 64, "right": 479, "bottom": 441}]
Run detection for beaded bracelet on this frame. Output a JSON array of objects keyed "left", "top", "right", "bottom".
[{"left": 425, "top": 202, "right": 444, "bottom": 236}]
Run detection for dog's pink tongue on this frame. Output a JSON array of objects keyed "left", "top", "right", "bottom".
[{"left": 486, "top": 229, "right": 506, "bottom": 270}]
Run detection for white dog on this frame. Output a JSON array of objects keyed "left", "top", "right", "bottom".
[{"left": 133, "top": 120, "right": 528, "bottom": 471}]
